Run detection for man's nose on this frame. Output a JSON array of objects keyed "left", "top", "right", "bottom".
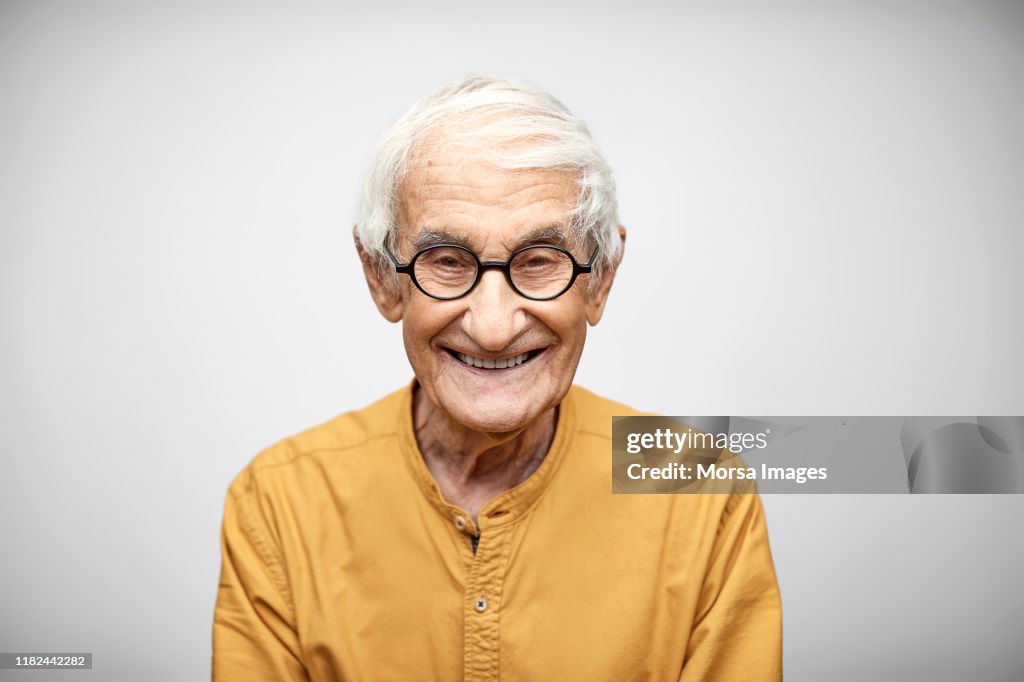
[{"left": 461, "top": 268, "right": 525, "bottom": 352}]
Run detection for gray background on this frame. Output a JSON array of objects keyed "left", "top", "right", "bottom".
[{"left": 2, "top": 0, "right": 1022, "bottom": 680}]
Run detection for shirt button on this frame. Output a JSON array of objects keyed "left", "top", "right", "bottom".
[
  {"left": 475, "top": 598, "right": 488, "bottom": 613},
  {"left": 454, "top": 516, "right": 467, "bottom": 531}
]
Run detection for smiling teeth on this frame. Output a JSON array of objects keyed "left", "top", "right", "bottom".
[{"left": 456, "top": 351, "right": 530, "bottom": 369}]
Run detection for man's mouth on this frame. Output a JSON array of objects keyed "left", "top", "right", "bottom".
[{"left": 443, "top": 348, "right": 546, "bottom": 370}]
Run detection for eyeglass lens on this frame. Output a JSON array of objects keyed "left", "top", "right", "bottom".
[{"left": 412, "top": 245, "right": 575, "bottom": 299}]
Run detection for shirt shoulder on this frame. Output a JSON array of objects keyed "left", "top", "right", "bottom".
[
  {"left": 232, "top": 384, "right": 410, "bottom": 484},
  {"left": 567, "top": 385, "right": 652, "bottom": 441}
]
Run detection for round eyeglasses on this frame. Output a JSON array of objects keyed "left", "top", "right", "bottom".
[{"left": 385, "top": 243, "right": 597, "bottom": 301}]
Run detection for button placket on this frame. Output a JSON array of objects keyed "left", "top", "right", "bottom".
[{"left": 462, "top": 522, "right": 511, "bottom": 682}]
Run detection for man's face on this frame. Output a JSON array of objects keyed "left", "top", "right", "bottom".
[{"left": 386, "top": 147, "right": 603, "bottom": 434}]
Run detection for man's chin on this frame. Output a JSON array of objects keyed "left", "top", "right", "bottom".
[{"left": 446, "top": 400, "right": 543, "bottom": 435}]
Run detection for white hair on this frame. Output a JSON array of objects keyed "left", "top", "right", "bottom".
[{"left": 357, "top": 75, "right": 621, "bottom": 284}]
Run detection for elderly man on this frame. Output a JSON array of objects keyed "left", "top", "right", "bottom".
[{"left": 213, "top": 76, "right": 781, "bottom": 681}]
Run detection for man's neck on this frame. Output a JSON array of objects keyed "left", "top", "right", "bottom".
[{"left": 412, "top": 386, "right": 557, "bottom": 523}]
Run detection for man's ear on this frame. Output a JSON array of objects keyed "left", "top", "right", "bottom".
[
  {"left": 585, "top": 225, "right": 627, "bottom": 326},
  {"left": 353, "top": 226, "right": 405, "bottom": 323}
]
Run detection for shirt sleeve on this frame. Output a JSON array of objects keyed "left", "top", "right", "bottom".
[
  {"left": 212, "top": 469, "right": 309, "bottom": 681},
  {"left": 679, "top": 491, "right": 783, "bottom": 681}
]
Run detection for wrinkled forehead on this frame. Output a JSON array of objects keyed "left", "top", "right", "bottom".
[{"left": 396, "top": 134, "right": 582, "bottom": 252}]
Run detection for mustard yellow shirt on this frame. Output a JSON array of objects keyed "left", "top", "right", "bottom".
[{"left": 213, "top": 384, "right": 782, "bottom": 681}]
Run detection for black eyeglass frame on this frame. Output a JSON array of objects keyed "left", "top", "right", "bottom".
[{"left": 384, "top": 242, "right": 597, "bottom": 301}]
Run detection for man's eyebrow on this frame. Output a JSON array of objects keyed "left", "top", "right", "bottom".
[
  {"left": 409, "top": 229, "right": 472, "bottom": 249},
  {"left": 512, "top": 226, "right": 570, "bottom": 248}
]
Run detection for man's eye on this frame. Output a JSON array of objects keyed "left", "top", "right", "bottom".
[
  {"left": 523, "top": 256, "right": 554, "bottom": 268},
  {"left": 436, "top": 257, "right": 468, "bottom": 269},
  {"left": 516, "top": 254, "right": 560, "bottom": 272}
]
